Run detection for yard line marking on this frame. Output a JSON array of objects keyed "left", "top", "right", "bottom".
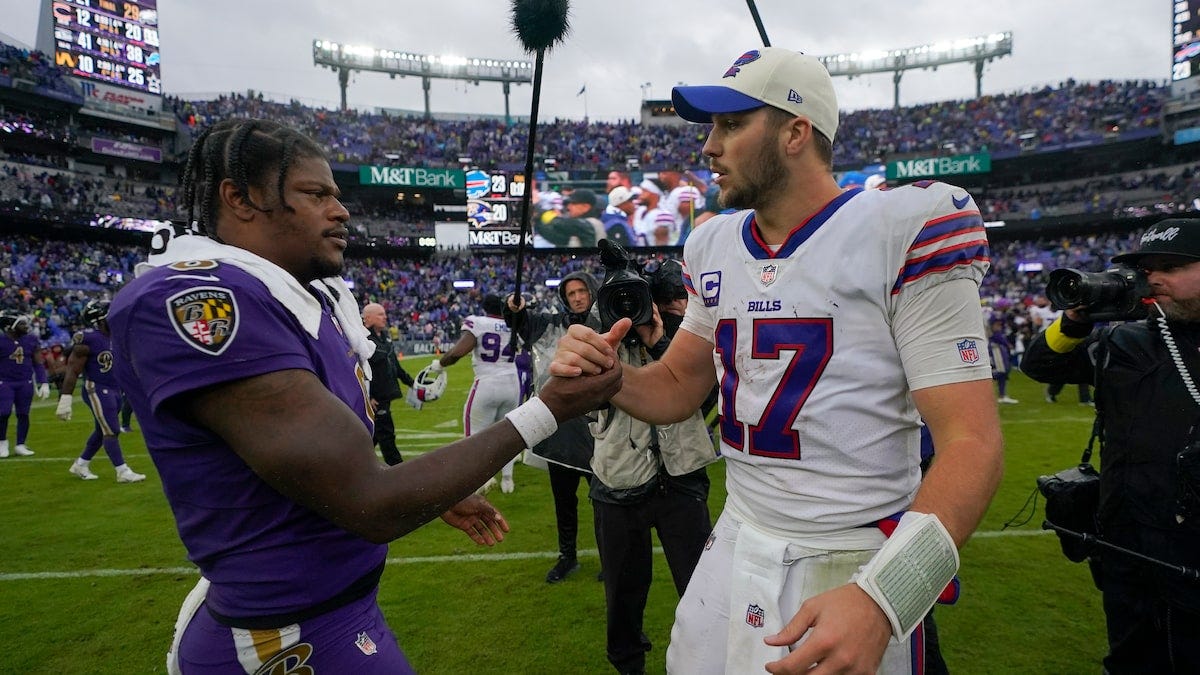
[{"left": 0, "top": 530, "right": 1054, "bottom": 582}]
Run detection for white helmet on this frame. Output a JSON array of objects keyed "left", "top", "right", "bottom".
[{"left": 412, "top": 365, "right": 447, "bottom": 403}]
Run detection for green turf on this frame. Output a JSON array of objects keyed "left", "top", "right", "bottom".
[{"left": 0, "top": 362, "right": 1107, "bottom": 673}]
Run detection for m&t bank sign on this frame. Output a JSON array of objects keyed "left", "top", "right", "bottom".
[
  {"left": 887, "top": 152, "right": 991, "bottom": 180},
  {"left": 359, "top": 165, "right": 464, "bottom": 189}
]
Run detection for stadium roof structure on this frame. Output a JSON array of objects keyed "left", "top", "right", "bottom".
[
  {"left": 818, "top": 32, "right": 1013, "bottom": 109},
  {"left": 313, "top": 40, "right": 532, "bottom": 121}
]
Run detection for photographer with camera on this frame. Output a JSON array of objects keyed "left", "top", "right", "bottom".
[
  {"left": 1023, "top": 217, "right": 1200, "bottom": 673},
  {"left": 590, "top": 242, "right": 719, "bottom": 675},
  {"left": 507, "top": 270, "right": 602, "bottom": 583}
]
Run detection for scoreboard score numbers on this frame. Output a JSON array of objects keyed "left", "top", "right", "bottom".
[
  {"left": 1174, "top": 0, "right": 1200, "bottom": 82},
  {"left": 51, "top": 0, "right": 161, "bottom": 94}
]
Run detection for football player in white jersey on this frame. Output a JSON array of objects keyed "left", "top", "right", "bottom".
[
  {"left": 430, "top": 295, "right": 523, "bottom": 493},
  {"left": 551, "top": 47, "right": 1003, "bottom": 675}
]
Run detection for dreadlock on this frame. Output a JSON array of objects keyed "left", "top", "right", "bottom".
[{"left": 178, "top": 119, "right": 327, "bottom": 239}]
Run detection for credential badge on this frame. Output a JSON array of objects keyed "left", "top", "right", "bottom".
[{"left": 166, "top": 286, "right": 239, "bottom": 355}]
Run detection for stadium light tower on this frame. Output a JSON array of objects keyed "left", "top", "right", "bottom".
[
  {"left": 818, "top": 32, "right": 1013, "bottom": 109},
  {"left": 313, "top": 40, "right": 533, "bottom": 120}
]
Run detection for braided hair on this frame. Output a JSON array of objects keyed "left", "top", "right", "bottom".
[{"left": 178, "top": 119, "right": 327, "bottom": 239}]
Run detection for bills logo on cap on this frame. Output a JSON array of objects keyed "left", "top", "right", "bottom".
[
  {"left": 355, "top": 631, "right": 378, "bottom": 656},
  {"left": 956, "top": 338, "right": 980, "bottom": 364},
  {"left": 759, "top": 263, "right": 778, "bottom": 287},
  {"left": 723, "top": 50, "right": 762, "bottom": 78},
  {"left": 745, "top": 604, "right": 765, "bottom": 628}
]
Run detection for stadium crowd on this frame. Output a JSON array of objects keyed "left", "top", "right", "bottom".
[{"left": 0, "top": 228, "right": 1146, "bottom": 372}]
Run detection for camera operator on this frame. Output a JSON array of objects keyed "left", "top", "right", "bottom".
[
  {"left": 506, "top": 271, "right": 601, "bottom": 583},
  {"left": 590, "top": 249, "right": 719, "bottom": 675},
  {"left": 1023, "top": 218, "right": 1200, "bottom": 673}
]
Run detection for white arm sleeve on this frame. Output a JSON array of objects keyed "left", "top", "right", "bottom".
[{"left": 893, "top": 277, "right": 992, "bottom": 391}]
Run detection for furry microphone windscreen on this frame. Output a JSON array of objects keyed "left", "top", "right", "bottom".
[{"left": 510, "top": 0, "right": 571, "bottom": 54}]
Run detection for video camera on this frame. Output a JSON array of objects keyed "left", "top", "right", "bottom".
[
  {"left": 1045, "top": 265, "right": 1150, "bottom": 322},
  {"left": 596, "top": 239, "right": 655, "bottom": 331}
]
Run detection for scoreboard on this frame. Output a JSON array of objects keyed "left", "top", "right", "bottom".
[
  {"left": 1174, "top": 0, "right": 1200, "bottom": 83},
  {"left": 50, "top": 0, "right": 161, "bottom": 95},
  {"left": 465, "top": 169, "right": 528, "bottom": 229}
]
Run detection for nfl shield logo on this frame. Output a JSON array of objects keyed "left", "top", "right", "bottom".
[
  {"left": 759, "top": 264, "right": 778, "bottom": 287},
  {"left": 956, "top": 339, "right": 980, "bottom": 364},
  {"left": 745, "top": 604, "right": 765, "bottom": 628},
  {"left": 355, "top": 631, "right": 378, "bottom": 656}
]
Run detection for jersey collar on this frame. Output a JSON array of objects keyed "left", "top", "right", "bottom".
[{"left": 742, "top": 187, "right": 863, "bottom": 260}]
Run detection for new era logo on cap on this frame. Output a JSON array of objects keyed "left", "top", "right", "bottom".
[{"left": 787, "top": 90, "right": 803, "bottom": 104}]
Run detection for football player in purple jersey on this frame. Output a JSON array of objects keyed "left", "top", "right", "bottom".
[
  {"left": 106, "top": 118, "right": 620, "bottom": 674},
  {"left": 56, "top": 300, "right": 146, "bottom": 483},
  {"left": 0, "top": 312, "right": 50, "bottom": 458}
]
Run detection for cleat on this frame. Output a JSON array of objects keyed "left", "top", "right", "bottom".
[
  {"left": 120, "top": 426, "right": 132, "bottom": 433},
  {"left": 501, "top": 476, "right": 515, "bottom": 494},
  {"left": 13, "top": 444, "right": 34, "bottom": 456},
  {"left": 116, "top": 467, "right": 147, "bottom": 483},
  {"left": 69, "top": 462, "right": 99, "bottom": 480},
  {"left": 998, "top": 396, "right": 1019, "bottom": 404},
  {"left": 0, "top": 440, "right": 7, "bottom": 458},
  {"left": 545, "top": 556, "right": 580, "bottom": 584}
]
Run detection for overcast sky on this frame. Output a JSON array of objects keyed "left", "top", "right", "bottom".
[{"left": 1, "top": 0, "right": 1171, "bottom": 121}]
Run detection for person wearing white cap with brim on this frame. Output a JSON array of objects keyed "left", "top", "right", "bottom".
[{"left": 548, "top": 46, "right": 1001, "bottom": 675}]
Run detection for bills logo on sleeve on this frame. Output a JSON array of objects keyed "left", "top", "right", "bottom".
[
  {"left": 956, "top": 339, "right": 980, "bottom": 364},
  {"left": 167, "top": 287, "right": 239, "bottom": 355}
]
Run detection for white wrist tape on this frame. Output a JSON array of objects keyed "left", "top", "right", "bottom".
[
  {"left": 504, "top": 397, "right": 558, "bottom": 447},
  {"left": 855, "top": 512, "right": 959, "bottom": 641},
  {"left": 427, "top": 360, "right": 444, "bottom": 374}
]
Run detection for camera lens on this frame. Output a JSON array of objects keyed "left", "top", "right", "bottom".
[{"left": 611, "top": 287, "right": 641, "bottom": 318}]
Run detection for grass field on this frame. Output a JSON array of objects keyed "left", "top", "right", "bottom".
[{"left": 0, "top": 361, "right": 1108, "bottom": 674}]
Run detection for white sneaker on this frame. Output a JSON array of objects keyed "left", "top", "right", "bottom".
[
  {"left": 998, "top": 396, "right": 1019, "bottom": 404},
  {"left": 116, "top": 466, "right": 147, "bottom": 483},
  {"left": 69, "top": 462, "right": 99, "bottom": 480},
  {"left": 13, "top": 444, "right": 34, "bottom": 456},
  {"left": 0, "top": 440, "right": 8, "bottom": 458},
  {"left": 501, "top": 476, "right": 515, "bottom": 494}
]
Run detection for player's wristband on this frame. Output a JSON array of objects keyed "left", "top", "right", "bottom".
[
  {"left": 854, "top": 511, "right": 959, "bottom": 641},
  {"left": 504, "top": 397, "right": 558, "bottom": 447}
]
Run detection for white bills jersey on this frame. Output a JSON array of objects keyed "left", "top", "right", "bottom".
[
  {"left": 679, "top": 182, "right": 991, "bottom": 537},
  {"left": 462, "top": 314, "right": 518, "bottom": 382}
]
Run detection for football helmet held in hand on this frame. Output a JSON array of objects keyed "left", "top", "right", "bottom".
[{"left": 412, "top": 364, "right": 447, "bottom": 403}]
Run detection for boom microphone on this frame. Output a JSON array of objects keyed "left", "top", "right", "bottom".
[
  {"left": 507, "top": 0, "right": 572, "bottom": 350},
  {"left": 745, "top": 0, "right": 771, "bottom": 47}
]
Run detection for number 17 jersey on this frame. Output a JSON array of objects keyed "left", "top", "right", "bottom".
[{"left": 678, "top": 183, "right": 992, "bottom": 537}]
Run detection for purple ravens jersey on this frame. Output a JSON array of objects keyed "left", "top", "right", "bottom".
[
  {"left": 108, "top": 261, "right": 384, "bottom": 622},
  {"left": 78, "top": 329, "right": 120, "bottom": 387},
  {"left": 0, "top": 333, "right": 39, "bottom": 382}
]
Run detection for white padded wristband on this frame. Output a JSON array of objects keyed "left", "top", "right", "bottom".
[
  {"left": 504, "top": 397, "right": 558, "bottom": 447},
  {"left": 854, "top": 512, "right": 959, "bottom": 641}
]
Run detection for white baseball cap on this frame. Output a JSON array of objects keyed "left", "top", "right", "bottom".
[
  {"left": 608, "top": 186, "right": 634, "bottom": 207},
  {"left": 672, "top": 47, "right": 839, "bottom": 142}
]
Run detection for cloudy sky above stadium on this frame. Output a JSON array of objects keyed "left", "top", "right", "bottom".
[{"left": 3, "top": 0, "right": 1169, "bottom": 121}]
